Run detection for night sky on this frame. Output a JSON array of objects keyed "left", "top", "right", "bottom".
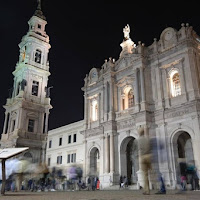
[{"left": 0, "top": 1, "right": 199, "bottom": 132}]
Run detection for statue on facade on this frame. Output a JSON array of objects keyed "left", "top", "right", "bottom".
[
  {"left": 45, "top": 86, "right": 53, "bottom": 98},
  {"left": 21, "top": 79, "right": 27, "bottom": 91},
  {"left": 123, "top": 24, "right": 130, "bottom": 40}
]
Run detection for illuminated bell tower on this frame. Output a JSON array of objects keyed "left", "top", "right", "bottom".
[{"left": 0, "top": 2, "right": 52, "bottom": 163}]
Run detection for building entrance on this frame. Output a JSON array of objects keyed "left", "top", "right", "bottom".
[
  {"left": 120, "top": 136, "right": 139, "bottom": 185},
  {"left": 89, "top": 147, "right": 100, "bottom": 177}
]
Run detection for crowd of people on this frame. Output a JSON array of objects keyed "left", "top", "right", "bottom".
[{"left": 0, "top": 163, "right": 102, "bottom": 193}]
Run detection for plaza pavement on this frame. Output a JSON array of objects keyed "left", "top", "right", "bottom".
[{"left": 0, "top": 190, "right": 200, "bottom": 200}]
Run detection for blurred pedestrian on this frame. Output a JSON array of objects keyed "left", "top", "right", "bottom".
[
  {"left": 137, "top": 126, "right": 151, "bottom": 195},
  {"left": 87, "top": 176, "right": 91, "bottom": 191},
  {"left": 180, "top": 174, "right": 187, "bottom": 191}
]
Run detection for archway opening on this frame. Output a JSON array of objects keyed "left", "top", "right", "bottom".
[
  {"left": 120, "top": 136, "right": 138, "bottom": 185},
  {"left": 89, "top": 147, "right": 100, "bottom": 177},
  {"left": 173, "top": 131, "right": 194, "bottom": 180}
]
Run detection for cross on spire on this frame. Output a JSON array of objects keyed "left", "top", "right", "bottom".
[
  {"left": 34, "top": 0, "right": 46, "bottom": 20},
  {"left": 37, "top": 0, "right": 41, "bottom": 10}
]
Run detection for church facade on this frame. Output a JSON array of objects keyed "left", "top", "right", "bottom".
[
  {"left": 1, "top": 2, "right": 200, "bottom": 190},
  {"left": 46, "top": 23, "right": 200, "bottom": 189},
  {"left": 0, "top": 4, "right": 52, "bottom": 163}
]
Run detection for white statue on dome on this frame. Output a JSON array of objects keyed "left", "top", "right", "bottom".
[{"left": 123, "top": 24, "right": 130, "bottom": 40}]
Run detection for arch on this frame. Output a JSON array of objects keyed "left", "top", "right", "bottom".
[
  {"left": 169, "top": 127, "right": 195, "bottom": 183},
  {"left": 168, "top": 68, "right": 181, "bottom": 97},
  {"left": 88, "top": 146, "right": 100, "bottom": 177},
  {"left": 23, "top": 152, "right": 33, "bottom": 162},
  {"left": 121, "top": 85, "right": 134, "bottom": 110},
  {"left": 119, "top": 135, "right": 138, "bottom": 185}
]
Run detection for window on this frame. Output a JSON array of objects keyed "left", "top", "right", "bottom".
[
  {"left": 128, "top": 89, "right": 134, "bottom": 108},
  {"left": 91, "top": 99, "right": 98, "bottom": 121},
  {"left": 11, "top": 120, "right": 15, "bottom": 132},
  {"left": 67, "top": 154, "right": 70, "bottom": 163},
  {"left": 122, "top": 86, "right": 134, "bottom": 110},
  {"left": 57, "top": 156, "right": 62, "bottom": 164},
  {"left": 28, "top": 119, "right": 34, "bottom": 132},
  {"left": 38, "top": 24, "right": 41, "bottom": 29},
  {"left": 68, "top": 135, "right": 71, "bottom": 144},
  {"left": 48, "top": 157, "right": 51, "bottom": 166},
  {"left": 170, "top": 70, "right": 181, "bottom": 97},
  {"left": 35, "top": 49, "right": 42, "bottom": 64},
  {"left": 73, "top": 134, "right": 77, "bottom": 143},
  {"left": 71, "top": 153, "right": 76, "bottom": 163},
  {"left": 49, "top": 140, "right": 52, "bottom": 148},
  {"left": 67, "top": 153, "right": 76, "bottom": 163},
  {"left": 59, "top": 137, "right": 62, "bottom": 146},
  {"left": 32, "top": 81, "right": 39, "bottom": 96}
]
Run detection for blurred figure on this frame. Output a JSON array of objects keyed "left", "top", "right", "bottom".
[
  {"left": 186, "top": 161, "right": 195, "bottom": 190},
  {"left": 119, "top": 175, "right": 123, "bottom": 189},
  {"left": 194, "top": 166, "right": 200, "bottom": 191},
  {"left": 155, "top": 172, "right": 166, "bottom": 194},
  {"left": 87, "top": 176, "right": 91, "bottom": 191},
  {"left": 137, "top": 126, "right": 151, "bottom": 195},
  {"left": 180, "top": 174, "right": 187, "bottom": 191},
  {"left": 68, "top": 165, "right": 77, "bottom": 191}
]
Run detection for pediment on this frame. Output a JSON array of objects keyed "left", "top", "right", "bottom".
[
  {"left": 27, "top": 112, "right": 38, "bottom": 118},
  {"left": 116, "top": 75, "right": 134, "bottom": 87}
]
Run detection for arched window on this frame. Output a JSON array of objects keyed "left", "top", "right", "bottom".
[
  {"left": 170, "top": 70, "right": 181, "bottom": 97},
  {"left": 128, "top": 89, "right": 134, "bottom": 108},
  {"left": 91, "top": 99, "right": 98, "bottom": 121},
  {"left": 35, "top": 49, "right": 42, "bottom": 64},
  {"left": 122, "top": 86, "right": 134, "bottom": 110}
]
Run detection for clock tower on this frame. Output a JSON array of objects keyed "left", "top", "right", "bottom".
[{"left": 0, "top": 1, "right": 52, "bottom": 163}]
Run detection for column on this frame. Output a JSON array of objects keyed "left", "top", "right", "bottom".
[
  {"left": 100, "top": 91, "right": 104, "bottom": 122},
  {"left": 40, "top": 113, "right": 44, "bottom": 133},
  {"left": 84, "top": 93, "right": 88, "bottom": 123},
  {"left": 144, "top": 125, "right": 149, "bottom": 137},
  {"left": 110, "top": 132, "right": 115, "bottom": 173},
  {"left": 140, "top": 66, "right": 145, "bottom": 102},
  {"left": 44, "top": 112, "right": 49, "bottom": 133},
  {"left": 109, "top": 79, "right": 114, "bottom": 112},
  {"left": 98, "top": 93, "right": 101, "bottom": 124},
  {"left": 105, "top": 135, "right": 110, "bottom": 173},
  {"left": 104, "top": 83, "right": 108, "bottom": 121},
  {"left": 155, "top": 65, "right": 164, "bottom": 108},
  {"left": 2, "top": 113, "right": 8, "bottom": 134},
  {"left": 134, "top": 69, "right": 139, "bottom": 104},
  {"left": 17, "top": 108, "right": 22, "bottom": 129},
  {"left": 163, "top": 69, "right": 170, "bottom": 108},
  {"left": 178, "top": 62, "right": 187, "bottom": 98}
]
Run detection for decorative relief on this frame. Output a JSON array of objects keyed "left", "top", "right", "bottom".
[
  {"left": 32, "top": 74, "right": 42, "bottom": 80},
  {"left": 160, "top": 58, "right": 184, "bottom": 69},
  {"left": 166, "top": 109, "right": 190, "bottom": 118},
  {"left": 117, "top": 119, "right": 135, "bottom": 130},
  {"left": 85, "top": 126, "right": 103, "bottom": 138}
]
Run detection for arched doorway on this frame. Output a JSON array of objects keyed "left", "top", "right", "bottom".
[
  {"left": 23, "top": 152, "right": 33, "bottom": 162},
  {"left": 173, "top": 131, "right": 194, "bottom": 181},
  {"left": 120, "top": 136, "right": 138, "bottom": 185},
  {"left": 89, "top": 147, "right": 100, "bottom": 176}
]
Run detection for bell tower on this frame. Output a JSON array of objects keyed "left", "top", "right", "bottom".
[{"left": 0, "top": 0, "right": 52, "bottom": 163}]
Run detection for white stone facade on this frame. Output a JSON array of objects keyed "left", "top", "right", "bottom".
[
  {"left": 0, "top": 7, "right": 52, "bottom": 163},
  {"left": 46, "top": 23, "right": 200, "bottom": 189}
]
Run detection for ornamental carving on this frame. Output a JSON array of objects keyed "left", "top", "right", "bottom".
[
  {"left": 32, "top": 74, "right": 42, "bottom": 80},
  {"left": 166, "top": 109, "right": 190, "bottom": 118},
  {"left": 117, "top": 119, "right": 135, "bottom": 130},
  {"left": 160, "top": 58, "right": 184, "bottom": 69},
  {"left": 85, "top": 126, "right": 103, "bottom": 138}
]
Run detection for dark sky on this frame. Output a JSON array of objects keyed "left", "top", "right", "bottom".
[{"left": 0, "top": 1, "right": 199, "bottom": 132}]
